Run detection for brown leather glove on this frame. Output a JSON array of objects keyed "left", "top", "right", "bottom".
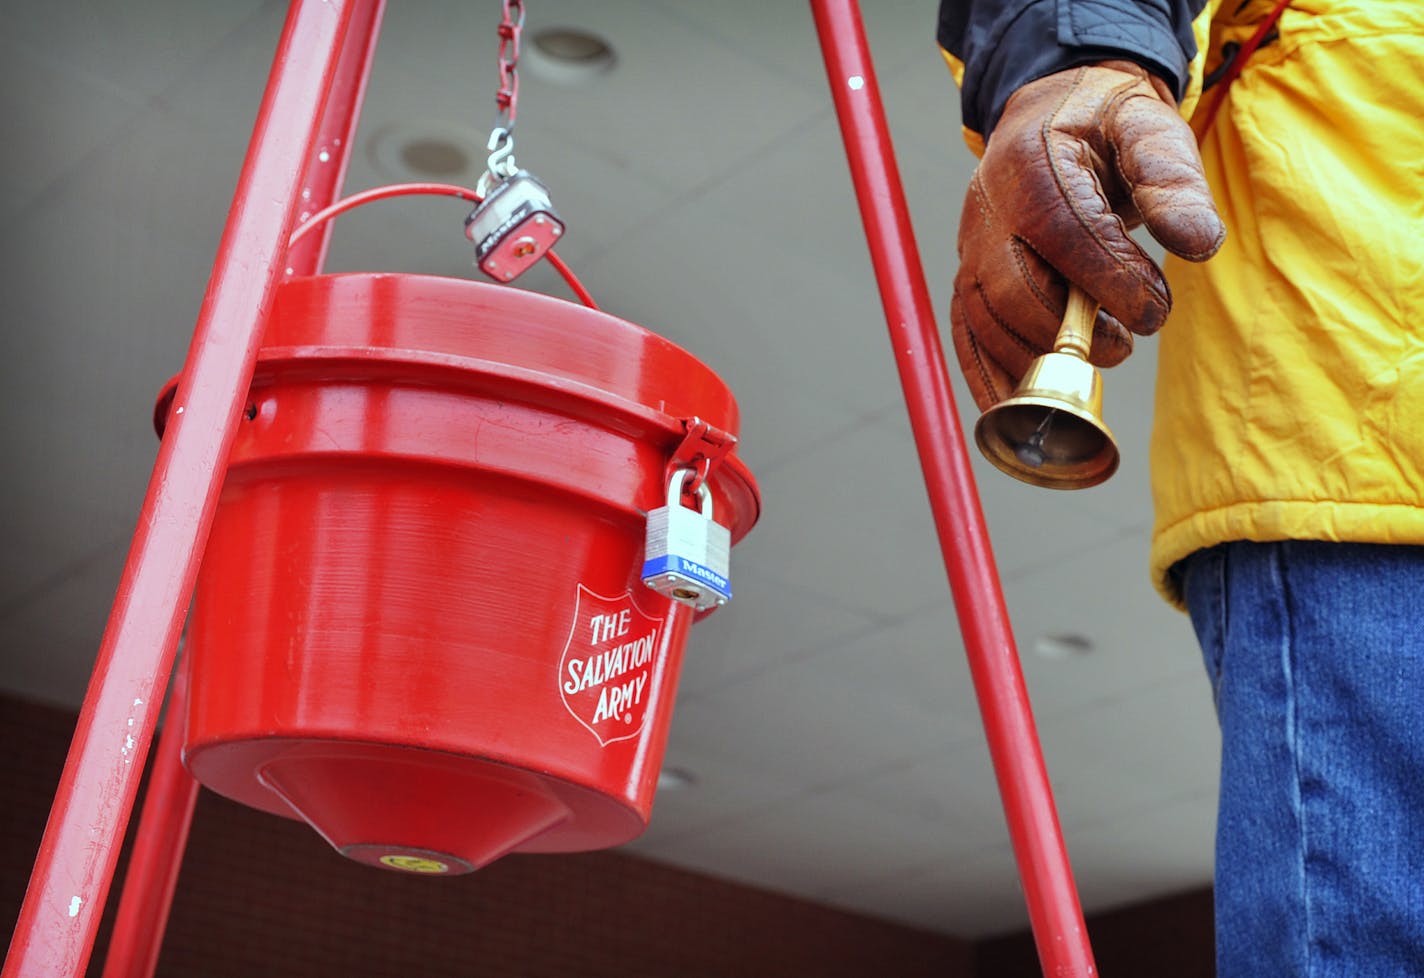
[{"left": 952, "top": 60, "right": 1226, "bottom": 410}]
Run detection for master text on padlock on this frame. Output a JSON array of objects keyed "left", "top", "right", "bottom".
[{"left": 676, "top": 557, "right": 728, "bottom": 591}]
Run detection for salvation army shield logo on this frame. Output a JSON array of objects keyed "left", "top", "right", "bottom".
[{"left": 558, "top": 586, "right": 666, "bottom": 747}]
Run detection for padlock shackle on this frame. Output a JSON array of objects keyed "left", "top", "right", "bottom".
[{"left": 668, "top": 467, "right": 713, "bottom": 519}]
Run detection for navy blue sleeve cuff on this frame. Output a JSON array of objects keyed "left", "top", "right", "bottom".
[{"left": 940, "top": 0, "right": 1203, "bottom": 139}]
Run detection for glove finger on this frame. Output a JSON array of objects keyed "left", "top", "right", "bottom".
[
  {"left": 957, "top": 175, "right": 1060, "bottom": 373},
  {"left": 999, "top": 235, "right": 1136, "bottom": 368},
  {"left": 1031, "top": 129, "right": 1174, "bottom": 336},
  {"left": 954, "top": 257, "right": 1048, "bottom": 385},
  {"left": 1111, "top": 95, "right": 1226, "bottom": 263},
  {"left": 951, "top": 274, "right": 1018, "bottom": 410},
  {"left": 968, "top": 255, "right": 1135, "bottom": 371},
  {"left": 962, "top": 198, "right": 1134, "bottom": 373},
  {"left": 952, "top": 269, "right": 1132, "bottom": 411},
  {"left": 1091, "top": 308, "right": 1134, "bottom": 368}
]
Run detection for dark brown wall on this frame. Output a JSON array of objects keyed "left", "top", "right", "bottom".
[
  {"left": 976, "top": 887, "right": 1215, "bottom": 977},
  {"left": 2, "top": 694, "right": 971, "bottom": 977},
  {"left": 3, "top": 693, "right": 1215, "bottom": 976}
]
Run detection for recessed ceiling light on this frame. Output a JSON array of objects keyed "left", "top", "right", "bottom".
[
  {"left": 398, "top": 137, "right": 471, "bottom": 178},
  {"left": 367, "top": 120, "right": 483, "bottom": 182},
  {"left": 1031, "top": 633, "right": 1095, "bottom": 659},
  {"left": 524, "top": 27, "right": 617, "bottom": 85}
]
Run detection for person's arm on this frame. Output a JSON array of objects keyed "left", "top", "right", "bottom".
[
  {"left": 939, "top": 0, "right": 1224, "bottom": 411},
  {"left": 939, "top": 0, "right": 1207, "bottom": 141}
]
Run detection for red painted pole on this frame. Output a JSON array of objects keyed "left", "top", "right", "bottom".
[
  {"left": 808, "top": 2, "right": 1098, "bottom": 974},
  {"left": 92, "top": 7, "right": 387, "bottom": 976},
  {"left": 3, "top": 3, "right": 359, "bottom": 976},
  {"left": 97, "top": 667, "right": 199, "bottom": 978},
  {"left": 286, "top": 0, "right": 387, "bottom": 277}
]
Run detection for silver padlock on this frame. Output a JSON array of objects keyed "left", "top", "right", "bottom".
[
  {"left": 642, "top": 469, "right": 732, "bottom": 611},
  {"left": 464, "top": 170, "right": 565, "bottom": 282}
]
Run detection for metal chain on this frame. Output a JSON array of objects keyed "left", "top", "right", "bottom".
[
  {"left": 482, "top": 0, "right": 526, "bottom": 193},
  {"left": 494, "top": 0, "right": 524, "bottom": 131}
]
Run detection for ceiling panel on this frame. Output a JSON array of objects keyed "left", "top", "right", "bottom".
[
  {"left": 673, "top": 561, "right": 884, "bottom": 697},
  {"left": 0, "top": 0, "right": 269, "bottom": 103},
  {"left": 0, "top": 41, "right": 145, "bottom": 220}
]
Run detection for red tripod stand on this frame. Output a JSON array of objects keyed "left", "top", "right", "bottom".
[{"left": 3, "top": 3, "right": 1096, "bottom": 975}]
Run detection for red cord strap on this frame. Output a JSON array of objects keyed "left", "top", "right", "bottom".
[{"left": 286, "top": 181, "right": 600, "bottom": 310}]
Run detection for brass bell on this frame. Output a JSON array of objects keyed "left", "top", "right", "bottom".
[{"left": 974, "top": 285, "right": 1119, "bottom": 490}]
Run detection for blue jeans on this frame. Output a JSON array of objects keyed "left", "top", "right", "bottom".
[{"left": 1179, "top": 541, "right": 1424, "bottom": 977}]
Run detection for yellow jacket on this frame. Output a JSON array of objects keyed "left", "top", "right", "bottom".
[{"left": 1152, "top": 0, "right": 1424, "bottom": 604}]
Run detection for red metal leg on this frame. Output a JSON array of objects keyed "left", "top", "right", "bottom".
[
  {"left": 97, "top": 666, "right": 200, "bottom": 978},
  {"left": 286, "top": 0, "right": 387, "bottom": 277},
  {"left": 808, "top": 2, "right": 1098, "bottom": 974},
  {"left": 2, "top": 4, "right": 365, "bottom": 976},
  {"left": 92, "top": 8, "right": 386, "bottom": 976}
]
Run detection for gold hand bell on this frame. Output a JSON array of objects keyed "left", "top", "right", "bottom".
[{"left": 974, "top": 285, "right": 1120, "bottom": 490}]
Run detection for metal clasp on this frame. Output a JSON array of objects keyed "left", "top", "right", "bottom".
[{"left": 666, "top": 417, "right": 736, "bottom": 501}]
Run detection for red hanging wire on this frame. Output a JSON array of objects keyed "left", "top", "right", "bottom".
[
  {"left": 287, "top": 181, "right": 478, "bottom": 247},
  {"left": 544, "top": 250, "right": 599, "bottom": 308},
  {"left": 286, "top": 181, "right": 600, "bottom": 310},
  {"left": 1193, "top": 0, "right": 1293, "bottom": 139}
]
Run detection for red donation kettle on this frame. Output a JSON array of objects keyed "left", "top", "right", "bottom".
[{"left": 159, "top": 273, "right": 760, "bottom": 875}]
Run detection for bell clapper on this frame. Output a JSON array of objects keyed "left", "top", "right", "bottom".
[{"left": 1015, "top": 411, "right": 1055, "bottom": 469}]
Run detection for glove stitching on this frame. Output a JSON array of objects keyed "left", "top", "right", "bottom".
[
  {"left": 1041, "top": 69, "right": 1172, "bottom": 316},
  {"left": 1009, "top": 236, "right": 1060, "bottom": 320},
  {"left": 1092, "top": 319, "right": 1133, "bottom": 360},
  {"left": 977, "top": 276, "right": 1042, "bottom": 359},
  {"left": 1174, "top": 241, "right": 1221, "bottom": 263},
  {"left": 965, "top": 171, "right": 993, "bottom": 252},
  {"left": 1009, "top": 238, "right": 1133, "bottom": 363},
  {"left": 1107, "top": 89, "right": 1217, "bottom": 267},
  {"left": 966, "top": 330, "right": 1004, "bottom": 406},
  {"left": 968, "top": 172, "right": 1054, "bottom": 361},
  {"left": 953, "top": 279, "right": 1007, "bottom": 406}
]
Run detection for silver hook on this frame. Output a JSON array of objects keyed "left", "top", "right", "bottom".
[{"left": 485, "top": 126, "right": 518, "bottom": 181}]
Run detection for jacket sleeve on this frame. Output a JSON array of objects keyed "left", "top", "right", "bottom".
[{"left": 939, "top": 0, "right": 1207, "bottom": 140}]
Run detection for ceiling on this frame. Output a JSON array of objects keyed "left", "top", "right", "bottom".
[{"left": 0, "top": 0, "right": 1220, "bottom": 941}]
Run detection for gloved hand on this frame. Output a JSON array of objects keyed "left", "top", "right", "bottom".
[{"left": 952, "top": 60, "right": 1226, "bottom": 409}]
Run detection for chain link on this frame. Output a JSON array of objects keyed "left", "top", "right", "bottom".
[
  {"left": 480, "top": 0, "right": 526, "bottom": 192},
  {"left": 494, "top": 0, "right": 525, "bottom": 132}
]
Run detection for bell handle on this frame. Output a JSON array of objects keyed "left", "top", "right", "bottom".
[{"left": 1056, "top": 285, "right": 1100, "bottom": 360}]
